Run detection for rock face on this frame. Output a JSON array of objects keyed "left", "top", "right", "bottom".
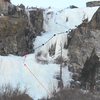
[
  {"left": 0, "top": 8, "right": 44, "bottom": 56},
  {"left": 0, "top": 16, "right": 31, "bottom": 55},
  {"left": 29, "top": 8, "right": 44, "bottom": 36},
  {"left": 80, "top": 50, "right": 100, "bottom": 91},
  {"left": 68, "top": 7, "right": 100, "bottom": 90},
  {"left": 86, "top": 1, "right": 100, "bottom": 7},
  {"left": 0, "top": 0, "right": 10, "bottom": 12}
]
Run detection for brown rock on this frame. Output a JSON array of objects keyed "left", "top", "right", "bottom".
[
  {"left": 86, "top": 1, "right": 100, "bottom": 7},
  {"left": 68, "top": 7, "right": 100, "bottom": 90},
  {"left": 0, "top": 8, "right": 44, "bottom": 56}
]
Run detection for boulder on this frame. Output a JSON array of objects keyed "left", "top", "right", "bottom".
[{"left": 86, "top": 1, "right": 100, "bottom": 7}]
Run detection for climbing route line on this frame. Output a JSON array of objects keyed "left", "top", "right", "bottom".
[
  {"left": 24, "top": 63, "right": 51, "bottom": 95},
  {"left": 34, "top": 30, "right": 71, "bottom": 50},
  {"left": 23, "top": 55, "right": 51, "bottom": 95}
]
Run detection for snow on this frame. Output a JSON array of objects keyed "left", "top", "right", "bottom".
[
  {"left": 34, "top": 6, "right": 98, "bottom": 61},
  {"left": 43, "top": 7, "right": 98, "bottom": 33},
  {"left": 0, "top": 54, "right": 71, "bottom": 99},
  {"left": 0, "top": 6, "right": 99, "bottom": 100}
]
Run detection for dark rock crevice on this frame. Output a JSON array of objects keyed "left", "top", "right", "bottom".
[
  {"left": 80, "top": 49, "right": 100, "bottom": 91},
  {"left": 29, "top": 9, "right": 44, "bottom": 36}
]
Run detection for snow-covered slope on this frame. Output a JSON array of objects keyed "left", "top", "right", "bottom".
[
  {"left": 34, "top": 7, "right": 98, "bottom": 62},
  {"left": 0, "top": 54, "right": 71, "bottom": 99},
  {"left": 0, "top": 6, "right": 99, "bottom": 100}
]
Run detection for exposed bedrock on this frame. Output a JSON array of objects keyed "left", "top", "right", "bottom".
[
  {"left": 68, "top": 7, "right": 100, "bottom": 90},
  {"left": 0, "top": 7, "right": 44, "bottom": 56}
]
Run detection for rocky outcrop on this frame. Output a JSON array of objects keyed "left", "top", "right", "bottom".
[
  {"left": 29, "top": 8, "right": 44, "bottom": 36},
  {"left": 89, "top": 7, "right": 100, "bottom": 30},
  {"left": 0, "top": 8, "right": 44, "bottom": 56},
  {"left": 0, "top": 0, "right": 10, "bottom": 12},
  {"left": 86, "top": 1, "right": 100, "bottom": 7},
  {"left": 0, "top": 16, "right": 31, "bottom": 55},
  {"left": 68, "top": 7, "right": 100, "bottom": 90}
]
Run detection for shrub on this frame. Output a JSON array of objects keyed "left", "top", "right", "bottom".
[
  {"left": 0, "top": 84, "right": 33, "bottom": 100},
  {"left": 44, "top": 88, "right": 100, "bottom": 100}
]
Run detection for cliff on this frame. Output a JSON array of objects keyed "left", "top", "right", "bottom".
[
  {"left": 68, "top": 7, "right": 100, "bottom": 90},
  {"left": 0, "top": 7, "right": 44, "bottom": 56}
]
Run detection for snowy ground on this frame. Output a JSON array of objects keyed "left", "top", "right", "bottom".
[
  {"left": 0, "top": 6, "right": 99, "bottom": 100},
  {"left": 0, "top": 54, "right": 71, "bottom": 99}
]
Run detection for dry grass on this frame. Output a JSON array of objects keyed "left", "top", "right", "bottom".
[
  {"left": 42, "top": 88, "right": 100, "bottom": 100},
  {"left": 0, "top": 84, "right": 33, "bottom": 100}
]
